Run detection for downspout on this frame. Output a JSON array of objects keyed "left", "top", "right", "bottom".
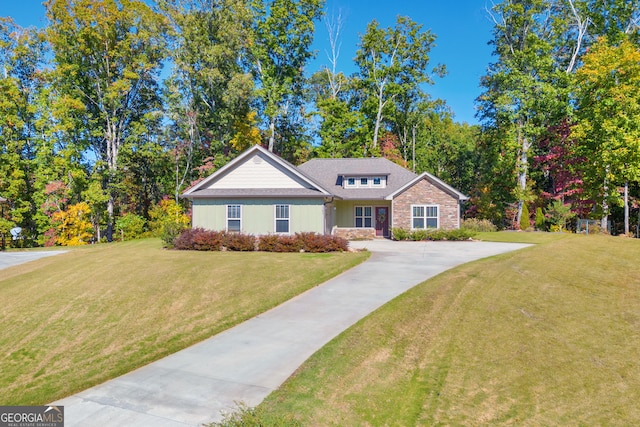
[{"left": 323, "top": 196, "right": 335, "bottom": 235}]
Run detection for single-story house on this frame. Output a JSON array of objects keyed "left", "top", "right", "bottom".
[{"left": 182, "top": 145, "right": 468, "bottom": 238}]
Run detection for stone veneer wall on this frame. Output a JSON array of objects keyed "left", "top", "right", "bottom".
[
  {"left": 392, "top": 179, "right": 460, "bottom": 230},
  {"left": 332, "top": 227, "right": 376, "bottom": 240}
]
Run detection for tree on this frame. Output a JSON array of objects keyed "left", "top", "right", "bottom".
[
  {"left": 354, "top": 15, "right": 444, "bottom": 153},
  {"left": 161, "top": 0, "right": 255, "bottom": 199},
  {"left": 573, "top": 36, "right": 640, "bottom": 232},
  {"left": 46, "top": 0, "right": 168, "bottom": 241},
  {"left": 251, "top": 0, "right": 323, "bottom": 155},
  {"left": 478, "top": 0, "right": 566, "bottom": 227}
]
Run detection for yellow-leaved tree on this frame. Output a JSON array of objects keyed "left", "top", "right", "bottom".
[{"left": 51, "top": 202, "right": 93, "bottom": 246}]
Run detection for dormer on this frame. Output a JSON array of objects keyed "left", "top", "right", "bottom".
[{"left": 342, "top": 175, "right": 388, "bottom": 189}]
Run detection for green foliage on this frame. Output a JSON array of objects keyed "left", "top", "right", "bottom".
[
  {"left": 545, "top": 199, "right": 575, "bottom": 232},
  {"left": 535, "top": 207, "right": 546, "bottom": 230},
  {"left": 393, "top": 228, "right": 476, "bottom": 241},
  {"left": 391, "top": 227, "right": 409, "bottom": 241},
  {"left": 115, "top": 213, "right": 147, "bottom": 241},
  {"left": 149, "top": 198, "right": 190, "bottom": 238},
  {"left": 520, "top": 202, "right": 530, "bottom": 230},
  {"left": 461, "top": 218, "right": 497, "bottom": 233}
]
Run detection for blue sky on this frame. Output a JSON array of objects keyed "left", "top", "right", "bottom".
[{"left": 2, "top": 0, "right": 495, "bottom": 124}]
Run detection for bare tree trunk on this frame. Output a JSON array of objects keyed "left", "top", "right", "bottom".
[
  {"left": 268, "top": 118, "right": 276, "bottom": 152},
  {"left": 516, "top": 123, "right": 530, "bottom": 227}
]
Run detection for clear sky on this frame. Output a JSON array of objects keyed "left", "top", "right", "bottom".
[{"left": 1, "top": 0, "right": 495, "bottom": 124}]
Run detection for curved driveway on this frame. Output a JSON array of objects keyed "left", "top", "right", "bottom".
[{"left": 54, "top": 239, "right": 530, "bottom": 426}]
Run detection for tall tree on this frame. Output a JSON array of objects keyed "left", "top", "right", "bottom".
[
  {"left": 161, "top": 0, "right": 255, "bottom": 189},
  {"left": 478, "top": 0, "right": 566, "bottom": 228},
  {"left": 0, "top": 18, "right": 55, "bottom": 245},
  {"left": 251, "top": 0, "right": 323, "bottom": 156},
  {"left": 46, "top": 0, "right": 168, "bottom": 240},
  {"left": 354, "top": 15, "right": 443, "bottom": 153},
  {"left": 573, "top": 36, "right": 640, "bottom": 232}
]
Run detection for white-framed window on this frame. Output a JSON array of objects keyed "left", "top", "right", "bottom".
[
  {"left": 227, "top": 204, "right": 241, "bottom": 232},
  {"left": 355, "top": 206, "right": 373, "bottom": 228},
  {"left": 343, "top": 176, "right": 386, "bottom": 188},
  {"left": 412, "top": 205, "right": 438, "bottom": 229},
  {"left": 275, "top": 204, "right": 290, "bottom": 233}
]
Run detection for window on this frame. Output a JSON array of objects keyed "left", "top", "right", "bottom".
[
  {"left": 412, "top": 205, "right": 438, "bottom": 229},
  {"left": 343, "top": 176, "right": 386, "bottom": 188},
  {"left": 227, "top": 205, "right": 241, "bottom": 232},
  {"left": 355, "top": 206, "right": 373, "bottom": 227},
  {"left": 275, "top": 204, "right": 290, "bottom": 233}
]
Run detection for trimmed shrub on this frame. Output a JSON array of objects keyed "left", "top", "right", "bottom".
[
  {"left": 274, "top": 235, "right": 302, "bottom": 252},
  {"left": 257, "top": 234, "right": 280, "bottom": 252},
  {"left": 224, "top": 233, "right": 256, "bottom": 251},
  {"left": 461, "top": 218, "right": 497, "bottom": 232},
  {"left": 433, "top": 228, "right": 476, "bottom": 241},
  {"left": 535, "top": 207, "right": 546, "bottom": 231},
  {"left": 295, "top": 232, "right": 347, "bottom": 253},
  {"left": 391, "top": 227, "right": 409, "bottom": 241},
  {"left": 409, "top": 229, "right": 429, "bottom": 241},
  {"left": 161, "top": 222, "right": 188, "bottom": 248},
  {"left": 173, "top": 228, "right": 225, "bottom": 251}
]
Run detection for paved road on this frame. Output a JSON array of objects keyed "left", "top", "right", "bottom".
[
  {"left": 53, "top": 239, "right": 530, "bottom": 426},
  {"left": 0, "top": 250, "right": 66, "bottom": 270}
]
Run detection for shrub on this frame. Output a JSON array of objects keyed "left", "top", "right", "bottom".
[
  {"left": 461, "top": 218, "right": 497, "bottom": 232},
  {"left": 434, "top": 228, "right": 476, "bottom": 241},
  {"left": 294, "top": 232, "right": 347, "bottom": 253},
  {"left": 224, "top": 233, "right": 256, "bottom": 251},
  {"left": 274, "top": 235, "right": 302, "bottom": 252},
  {"left": 161, "top": 222, "right": 188, "bottom": 248},
  {"left": 535, "top": 207, "right": 546, "bottom": 231},
  {"left": 409, "top": 229, "right": 429, "bottom": 241},
  {"left": 173, "top": 228, "right": 225, "bottom": 251},
  {"left": 257, "top": 234, "right": 280, "bottom": 252},
  {"left": 115, "top": 213, "right": 146, "bottom": 241},
  {"left": 520, "top": 202, "right": 530, "bottom": 230},
  {"left": 391, "top": 227, "right": 409, "bottom": 241}
]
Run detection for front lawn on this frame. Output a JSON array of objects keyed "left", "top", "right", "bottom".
[
  {"left": 0, "top": 238, "right": 369, "bottom": 404},
  {"left": 255, "top": 234, "right": 640, "bottom": 425}
]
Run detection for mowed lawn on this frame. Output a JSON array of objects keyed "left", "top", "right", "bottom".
[
  {"left": 0, "top": 239, "right": 369, "bottom": 405},
  {"left": 257, "top": 234, "right": 640, "bottom": 426}
]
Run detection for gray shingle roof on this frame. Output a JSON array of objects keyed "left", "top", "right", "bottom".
[{"left": 298, "top": 158, "right": 418, "bottom": 200}]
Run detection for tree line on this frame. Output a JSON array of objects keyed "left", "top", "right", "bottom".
[{"left": 0, "top": 0, "right": 638, "bottom": 247}]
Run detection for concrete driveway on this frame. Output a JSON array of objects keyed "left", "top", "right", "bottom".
[
  {"left": 0, "top": 250, "right": 66, "bottom": 270},
  {"left": 53, "top": 239, "right": 530, "bottom": 426}
]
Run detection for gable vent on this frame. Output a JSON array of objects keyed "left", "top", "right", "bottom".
[{"left": 252, "top": 155, "right": 263, "bottom": 164}]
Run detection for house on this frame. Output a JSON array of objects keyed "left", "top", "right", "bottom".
[{"left": 182, "top": 145, "right": 468, "bottom": 238}]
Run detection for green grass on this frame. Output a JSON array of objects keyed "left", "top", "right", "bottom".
[
  {"left": 475, "top": 230, "right": 572, "bottom": 244},
  {"left": 256, "top": 234, "right": 640, "bottom": 426},
  {"left": 0, "top": 238, "right": 369, "bottom": 405}
]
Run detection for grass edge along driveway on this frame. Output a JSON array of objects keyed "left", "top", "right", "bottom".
[
  {"left": 0, "top": 238, "right": 369, "bottom": 405},
  {"left": 255, "top": 233, "right": 640, "bottom": 426}
]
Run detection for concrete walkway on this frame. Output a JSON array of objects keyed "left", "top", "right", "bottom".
[{"left": 53, "top": 240, "right": 530, "bottom": 426}]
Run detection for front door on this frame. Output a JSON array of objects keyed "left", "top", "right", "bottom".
[{"left": 375, "top": 207, "right": 389, "bottom": 237}]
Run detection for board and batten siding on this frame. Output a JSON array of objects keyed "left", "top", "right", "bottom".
[
  {"left": 206, "top": 153, "right": 309, "bottom": 189},
  {"left": 192, "top": 198, "right": 324, "bottom": 234}
]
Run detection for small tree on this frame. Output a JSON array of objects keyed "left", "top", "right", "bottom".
[
  {"left": 545, "top": 199, "right": 575, "bottom": 232},
  {"left": 520, "top": 202, "right": 530, "bottom": 230},
  {"left": 535, "top": 207, "right": 546, "bottom": 231}
]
